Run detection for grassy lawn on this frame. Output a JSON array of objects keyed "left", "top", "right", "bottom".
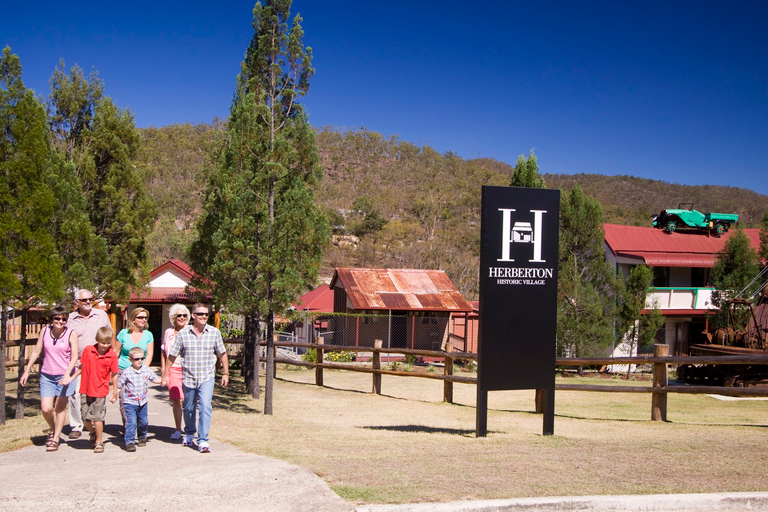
[{"left": 5, "top": 367, "right": 768, "bottom": 504}]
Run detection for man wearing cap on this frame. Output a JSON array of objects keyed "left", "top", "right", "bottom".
[{"left": 66, "top": 289, "right": 112, "bottom": 439}]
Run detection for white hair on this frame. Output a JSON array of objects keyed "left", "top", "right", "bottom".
[
  {"left": 75, "top": 289, "right": 92, "bottom": 299},
  {"left": 168, "top": 303, "right": 191, "bottom": 323}
]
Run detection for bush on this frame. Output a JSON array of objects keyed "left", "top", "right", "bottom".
[
  {"left": 225, "top": 328, "right": 244, "bottom": 339},
  {"left": 303, "top": 348, "right": 317, "bottom": 363}
]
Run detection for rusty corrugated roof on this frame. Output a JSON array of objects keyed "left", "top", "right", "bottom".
[
  {"left": 331, "top": 268, "right": 472, "bottom": 312},
  {"left": 604, "top": 224, "right": 762, "bottom": 268}
]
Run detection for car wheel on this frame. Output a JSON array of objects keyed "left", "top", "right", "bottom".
[{"left": 665, "top": 220, "right": 677, "bottom": 232}]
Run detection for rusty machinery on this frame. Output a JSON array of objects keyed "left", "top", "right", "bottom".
[{"left": 677, "top": 269, "right": 768, "bottom": 387}]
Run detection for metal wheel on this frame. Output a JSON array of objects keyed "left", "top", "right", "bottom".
[
  {"left": 715, "top": 223, "right": 726, "bottom": 235},
  {"left": 665, "top": 220, "right": 677, "bottom": 232}
]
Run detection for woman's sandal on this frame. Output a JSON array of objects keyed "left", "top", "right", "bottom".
[
  {"left": 46, "top": 440, "right": 59, "bottom": 452},
  {"left": 93, "top": 442, "right": 104, "bottom": 454}
]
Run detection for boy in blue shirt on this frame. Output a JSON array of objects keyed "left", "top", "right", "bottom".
[{"left": 118, "top": 347, "right": 159, "bottom": 452}]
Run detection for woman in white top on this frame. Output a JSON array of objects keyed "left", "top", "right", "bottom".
[{"left": 161, "top": 303, "right": 190, "bottom": 439}]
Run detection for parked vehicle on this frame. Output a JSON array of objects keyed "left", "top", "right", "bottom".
[{"left": 651, "top": 203, "right": 738, "bottom": 235}]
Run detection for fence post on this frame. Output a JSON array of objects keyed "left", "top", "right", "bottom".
[
  {"left": 316, "top": 337, "right": 324, "bottom": 387},
  {"left": 372, "top": 339, "right": 382, "bottom": 395},
  {"left": 444, "top": 341, "right": 453, "bottom": 403},
  {"left": 273, "top": 333, "right": 278, "bottom": 378},
  {"left": 652, "top": 343, "right": 669, "bottom": 421}
]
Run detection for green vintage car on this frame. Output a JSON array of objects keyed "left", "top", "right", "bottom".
[{"left": 652, "top": 203, "right": 738, "bottom": 235}]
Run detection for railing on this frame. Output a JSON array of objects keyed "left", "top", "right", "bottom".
[
  {"left": 646, "top": 287, "right": 715, "bottom": 310},
  {"left": 238, "top": 339, "right": 768, "bottom": 421}
]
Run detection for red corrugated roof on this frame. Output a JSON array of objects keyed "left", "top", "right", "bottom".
[
  {"left": 150, "top": 259, "right": 195, "bottom": 280},
  {"left": 604, "top": 224, "right": 762, "bottom": 268},
  {"left": 331, "top": 268, "right": 472, "bottom": 312},
  {"left": 293, "top": 285, "right": 334, "bottom": 312}
]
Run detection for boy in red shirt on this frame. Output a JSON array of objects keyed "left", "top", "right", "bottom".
[{"left": 71, "top": 326, "right": 118, "bottom": 453}]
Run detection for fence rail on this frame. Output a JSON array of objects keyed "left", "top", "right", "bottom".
[{"left": 238, "top": 340, "right": 768, "bottom": 420}]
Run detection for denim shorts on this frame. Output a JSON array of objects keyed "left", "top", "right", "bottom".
[{"left": 39, "top": 372, "right": 77, "bottom": 398}]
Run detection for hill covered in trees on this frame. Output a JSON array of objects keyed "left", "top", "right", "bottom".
[{"left": 136, "top": 123, "right": 768, "bottom": 299}]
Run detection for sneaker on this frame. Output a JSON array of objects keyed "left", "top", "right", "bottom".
[
  {"left": 181, "top": 435, "right": 193, "bottom": 447},
  {"left": 137, "top": 437, "right": 147, "bottom": 447},
  {"left": 198, "top": 441, "right": 210, "bottom": 453},
  {"left": 68, "top": 430, "right": 82, "bottom": 439},
  {"left": 170, "top": 430, "right": 182, "bottom": 440},
  {"left": 125, "top": 443, "right": 136, "bottom": 452}
]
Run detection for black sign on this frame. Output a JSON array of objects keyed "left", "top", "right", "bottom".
[{"left": 478, "top": 186, "right": 560, "bottom": 391}]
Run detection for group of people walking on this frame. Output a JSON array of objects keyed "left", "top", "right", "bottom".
[{"left": 19, "top": 290, "right": 229, "bottom": 454}]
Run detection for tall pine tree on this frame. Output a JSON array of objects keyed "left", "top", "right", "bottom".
[
  {"left": 191, "top": 0, "right": 330, "bottom": 411},
  {"left": 0, "top": 47, "right": 64, "bottom": 423},
  {"left": 509, "top": 150, "right": 545, "bottom": 188},
  {"left": 47, "top": 61, "right": 154, "bottom": 300},
  {"left": 557, "top": 185, "right": 618, "bottom": 357}
]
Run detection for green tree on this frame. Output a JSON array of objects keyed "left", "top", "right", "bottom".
[
  {"left": 616, "top": 265, "right": 664, "bottom": 377},
  {"left": 711, "top": 228, "right": 760, "bottom": 329},
  {"left": 350, "top": 196, "right": 388, "bottom": 238},
  {"left": 0, "top": 47, "right": 65, "bottom": 423},
  {"left": 509, "top": 150, "right": 545, "bottom": 188},
  {"left": 47, "top": 61, "right": 155, "bottom": 300},
  {"left": 191, "top": 0, "right": 329, "bottom": 411},
  {"left": 557, "top": 185, "right": 618, "bottom": 358}
]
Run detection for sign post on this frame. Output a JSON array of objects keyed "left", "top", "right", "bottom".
[{"left": 476, "top": 186, "right": 560, "bottom": 437}]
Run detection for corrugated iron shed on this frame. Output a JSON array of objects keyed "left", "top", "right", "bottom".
[
  {"left": 604, "top": 224, "right": 762, "bottom": 268},
  {"left": 331, "top": 268, "right": 472, "bottom": 312}
]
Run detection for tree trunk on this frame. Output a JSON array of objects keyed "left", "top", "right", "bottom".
[
  {"left": 0, "top": 302, "right": 7, "bottom": 425},
  {"left": 264, "top": 309, "right": 274, "bottom": 415},
  {"left": 15, "top": 308, "right": 27, "bottom": 419},
  {"left": 243, "top": 313, "right": 261, "bottom": 399}
]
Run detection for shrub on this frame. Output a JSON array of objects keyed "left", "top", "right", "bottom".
[{"left": 303, "top": 349, "right": 317, "bottom": 363}]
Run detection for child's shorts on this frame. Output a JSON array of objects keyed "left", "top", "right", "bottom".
[
  {"left": 81, "top": 395, "right": 107, "bottom": 423},
  {"left": 167, "top": 366, "right": 184, "bottom": 400},
  {"left": 39, "top": 372, "right": 77, "bottom": 398}
]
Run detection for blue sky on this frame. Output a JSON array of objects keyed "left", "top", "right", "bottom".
[{"left": 4, "top": 1, "right": 767, "bottom": 194}]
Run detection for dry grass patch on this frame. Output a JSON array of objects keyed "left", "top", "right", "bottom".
[{"left": 211, "top": 367, "right": 768, "bottom": 505}]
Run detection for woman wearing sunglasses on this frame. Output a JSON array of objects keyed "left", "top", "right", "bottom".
[
  {"left": 20, "top": 306, "right": 80, "bottom": 451},
  {"left": 115, "top": 307, "right": 154, "bottom": 427},
  {"left": 161, "top": 303, "right": 190, "bottom": 440}
]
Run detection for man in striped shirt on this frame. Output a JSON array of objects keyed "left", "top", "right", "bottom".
[{"left": 161, "top": 303, "right": 228, "bottom": 453}]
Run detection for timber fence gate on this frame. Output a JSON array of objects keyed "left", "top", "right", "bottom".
[{"left": 221, "top": 339, "right": 768, "bottom": 422}]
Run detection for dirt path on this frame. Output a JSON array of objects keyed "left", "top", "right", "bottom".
[{"left": 0, "top": 382, "right": 352, "bottom": 512}]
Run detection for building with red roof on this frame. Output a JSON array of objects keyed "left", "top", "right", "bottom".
[
  {"left": 128, "top": 259, "right": 211, "bottom": 363},
  {"left": 603, "top": 224, "right": 762, "bottom": 355},
  {"left": 327, "top": 268, "right": 473, "bottom": 351}
]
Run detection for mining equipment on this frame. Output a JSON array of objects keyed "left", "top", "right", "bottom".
[{"left": 677, "top": 269, "right": 768, "bottom": 387}]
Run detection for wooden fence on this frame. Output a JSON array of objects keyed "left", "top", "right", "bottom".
[
  {"left": 3, "top": 324, "right": 43, "bottom": 369},
  {"left": 241, "top": 340, "right": 768, "bottom": 422}
]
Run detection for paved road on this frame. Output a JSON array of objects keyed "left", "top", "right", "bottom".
[
  {"left": 4, "top": 382, "right": 768, "bottom": 512},
  {"left": 0, "top": 381, "right": 353, "bottom": 512}
]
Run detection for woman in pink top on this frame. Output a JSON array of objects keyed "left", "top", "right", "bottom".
[
  {"left": 20, "top": 306, "right": 79, "bottom": 451},
  {"left": 161, "top": 303, "right": 189, "bottom": 440}
]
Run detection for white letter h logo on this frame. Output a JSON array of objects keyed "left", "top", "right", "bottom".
[{"left": 498, "top": 209, "right": 546, "bottom": 263}]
